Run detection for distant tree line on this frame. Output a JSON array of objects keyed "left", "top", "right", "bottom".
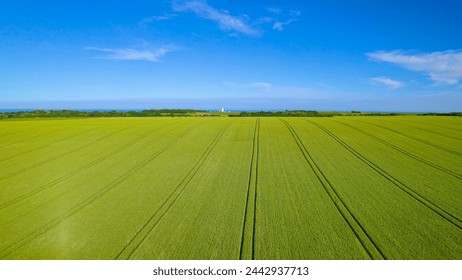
[
  {"left": 0, "top": 109, "right": 208, "bottom": 119},
  {"left": 232, "top": 111, "right": 409, "bottom": 117},
  {"left": 2, "top": 109, "right": 460, "bottom": 119},
  {"left": 418, "top": 112, "right": 462, "bottom": 116},
  {"left": 342, "top": 112, "right": 403, "bottom": 116},
  {"left": 232, "top": 110, "right": 336, "bottom": 117}
]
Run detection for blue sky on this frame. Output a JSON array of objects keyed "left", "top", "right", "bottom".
[{"left": 1, "top": 0, "right": 461, "bottom": 111}]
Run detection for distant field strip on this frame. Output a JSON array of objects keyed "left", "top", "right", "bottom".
[{"left": 0, "top": 117, "right": 460, "bottom": 259}]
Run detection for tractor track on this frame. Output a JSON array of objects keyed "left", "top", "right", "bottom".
[
  {"left": 0, "top": 126, "right": 105, "bottom": 164},
  {"left": 334, "top": 120, "right": 462, "bottom": 180},
  {"left": 239, "top": 118, "right": 260, "bottom": 260},
  {"left": 360, "top": 121, "right": 462, "bottom": 157},
  {"left": 0, "top": 122, "right": 174, "bottom": 211},
  {"left": 0, "top": 126, "right": 134, "bottom": 181},
  {"left": 281, "top": 119, "right": 385, "bottom": 260},
  {"left": 0, "top": 121, "right": 205, "bottom": 259},
  {"left": 114, "top": 121, "right": 232, "bottom": 260},
  {"left": 305, "top": 120, "right": 462, "bottom": 230}
]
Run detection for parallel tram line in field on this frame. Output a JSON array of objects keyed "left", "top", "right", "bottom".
[
  {"left": 0, "top": 121, "right": 206, "bottom": 259},
  {"left": 409, "top": 125, "right": 462, "bottom": 142},
  {"left": 0, "top": 125, "right": 135, "bottom": 181},
  {"left": 0, "top": 124, "right": 51, "bottom": 139},
  {"left": 1, "top": 117, "right": 460, "bottom": 260},
  {"left": 0, "top": 123, "right": 113, "bottom": 157},
  {"left": 360, "top": 121, "right": 462, "bottom": 157},
  {"left": 0, "top": 126, "right": 104, "bottom": 164},
  {"left": 410, "top": 119, "right": 462, "bottom": 133},
  {"left": 251, "top": 119, "right": 260, "bottom": 260},
  {"left": 0, "top": 129, "right": 27, "bottom": 139},
  {"left": 239, "top": 118, "right": 260, "bottom": 260},
  {"left": 334, "top": 120, "right": 462, "bottom": 180},
  {"left": 280, "top": 119, "right": 385, "bottom": 260},
  {"left": 305, "top": 120, "right": 462, "bottom": 229},
  {"left": 0, "top": 127, "right": 70, "bottom": 149},
  {"left": 0, "top": 122, "right": 176, "bottom": 211},
  {"left": 115, "top": 121, "right": 232, "bottom": 260},
  {"left": 435, "top": 125, "right": 462, "bottom": 133}
]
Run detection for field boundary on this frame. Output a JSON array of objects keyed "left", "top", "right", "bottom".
[
  {"left": 0, "top": 121, "right": 205, "bottom": 259},
  {"left": 305, "top": 120, "right": 462, "bottom": 229},
  {"left": 239, "top": 118, "right": 260, "bottom": 260},
  {"left": 280, "top": 118, "right": 385, "bottom": 260},
  {"left": 114, "top": 121, "right": 232, "bottom": 260}
]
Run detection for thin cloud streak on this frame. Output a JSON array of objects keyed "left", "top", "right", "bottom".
[
  {"left": 248, "top": 82, "right": 272, "bottom": 90},
  {"left": 273, "top": 18, "right": 298, "bottom": 31},
  {"left": 367, "top": 50, "right": 462, "bottom": 85},
  {"left": 289, "top": 10, "right": 302, "bottom": 17},
  {"left": 267, "top": 7, "right": 282, "bottom": 14},
  {"left": 371, "top": 76, "right": 405, "bottom": 89},
  {"left": 269, "top": 8, "right": 301, "bottom": 31},
  {"left": 139, "top": 14, "right": 175, "bottom": 26},
  {"left": 86, "top": 46, "right": 176, "bottom": 62},
  {"left": 173, "top": 0, "right": 258, "bottom": 35}
]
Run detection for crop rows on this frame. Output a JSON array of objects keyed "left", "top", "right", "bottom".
[{"left": 0, "top": 116, "right": 460, "bottom": 259}]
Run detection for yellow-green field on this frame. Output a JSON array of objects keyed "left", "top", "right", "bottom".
[{"left": 0, "top": 116, "right": 461, "bottom": 259}]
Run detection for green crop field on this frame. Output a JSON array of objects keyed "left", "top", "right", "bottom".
[{"left": 0, "top": 116, "right": 461, "bottom": 260}]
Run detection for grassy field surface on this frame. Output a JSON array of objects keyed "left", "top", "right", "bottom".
[{"left": 0, "top": 116, "right": 460, "bottom": 259}]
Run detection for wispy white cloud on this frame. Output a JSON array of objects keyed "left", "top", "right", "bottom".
[
  {"left": 272, "top": 22, "right": 284, "bottom": 31},
  {"left": 267, "top": 8, "right": 301, "bottom": 31},
  {"left": 173, "top": 0, "right": 258, "bottom": 35},
  {"left": 289, "top": 10, "right": 302, "bottom": 17},
  {"left": 139, "top": 14, "right": 175, "bottom": 26},
  {"left": 367, "top": 50, "right": 462, "bottom": 85},
  {"left": 371, "top": 76, "right": 405, "bottom": 89},
  {"left": 86, "top": 46, "right": 176, "bottom": 62},
  {"left": 248, "top": 82, "right": 272, "bottom": 90},
  {"left": 273, "top": 19, "right": 298, "bottom": 31},
  {"left": 267, "top": 7, "right": 282, "bottom": 14},
  {"left": 255, "top": 16, "right": 274, "bottom": 24},
  {"left": 171, "top": 2, "right": 301, "bottom": 35}
]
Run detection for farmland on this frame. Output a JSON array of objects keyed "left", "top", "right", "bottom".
[{"left": 0, "top": 116, "right": 461, "bottom": 260}]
